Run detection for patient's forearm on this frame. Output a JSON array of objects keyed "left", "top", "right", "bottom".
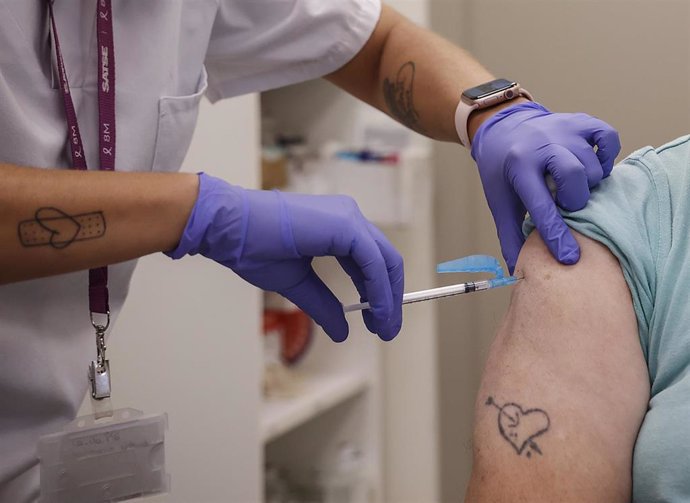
[
  {"left": 465, "top": 232, "right": 649, "bottom": 502},
  {"left": 0, "top": 163, "right": 198, "bottom": 284}
]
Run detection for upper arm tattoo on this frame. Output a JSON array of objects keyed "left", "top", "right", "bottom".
[
  {"left": 18, "top": 207, "right": 106, "bottom": 249},
  {"left": 486, "top": 396, "right": 551, "bottom": 458},
  {"left": 383, "top": 61, "right": 426, "bottom": 134}
]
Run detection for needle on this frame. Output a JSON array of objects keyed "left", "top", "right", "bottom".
[{"left": 343, "top": 276, "right": 523, "bottom": 313}]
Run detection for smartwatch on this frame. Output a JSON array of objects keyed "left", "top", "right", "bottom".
[{"left": 454, "top": 78, "right": 533, "bottom": 148}]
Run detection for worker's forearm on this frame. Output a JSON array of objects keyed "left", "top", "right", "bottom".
[
  {"left": 0, "top": 164, "right": 198, "bottom": 284},
  {"left": 328, "top": 5, "right": 519, "bottom": 143}
]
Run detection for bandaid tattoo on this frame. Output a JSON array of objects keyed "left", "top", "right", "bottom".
[{"left": 18, "top": 207, "right": 106, "bottom": 249}]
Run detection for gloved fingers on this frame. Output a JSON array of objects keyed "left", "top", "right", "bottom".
[
  {"left": 366, "top": 222, "right": 404, "bottom": 339},
  {"left": 544, "top": 144, "right": 591, "bottom": 211},
  {"left": 336, "top": 256, "right": 367, "bottom": 299},
  {"left": 512, "top": 169, "right": 581, "bottom": 267},
  {"left": 580, "top": 116, "right": 621, "bottom": 178},
  {"left": 337, "top": 256, "right": 377, "bottom": 335},
  {"left": 348, "top": 228, "right": 398, "bottom": 341},
  {"left": 491, "top": 199, "right": 527, "bottom": 275},
  {"left": 339, "top": 226, "right": 404, "bottom": 339},
  {"left": 571, "top": 143, "right": 605, "bottom": 189},
  {"left": 280, "top": 268, "right": 349, "bottom": 343}
]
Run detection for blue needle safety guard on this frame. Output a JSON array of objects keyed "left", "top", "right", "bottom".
[{"left": 436, "top": 254, "right": 519, "bottom": 288}]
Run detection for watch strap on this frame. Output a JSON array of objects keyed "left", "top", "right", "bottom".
[
  {"left": 455, "top": 100, "right": 478, "bottom": 149},
  {"left": 455, "top": 87, "right": 533, "bottom": 149}
]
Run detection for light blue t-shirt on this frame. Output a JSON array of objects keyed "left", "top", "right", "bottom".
[{"left": 527, "top": 135, "right": 690, "bottom": 502}]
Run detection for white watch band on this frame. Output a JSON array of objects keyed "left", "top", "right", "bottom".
[{"left": 454, "top": 87, "right": 533, "bottom": 149}]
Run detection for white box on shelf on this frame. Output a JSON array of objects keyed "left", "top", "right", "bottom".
[{"left": 289, "top": 146, "right": 430, "bottom": 228}]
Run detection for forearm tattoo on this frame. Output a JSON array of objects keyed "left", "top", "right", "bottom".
[
  {"left": 486, "top": 396, "right": 550, "bottom": 458},
  {"left": 18, "top": 207, "right": 106, "bottom": 249},
  {"left": 383, "top": 61, "right": 426, "bottom": 134}
]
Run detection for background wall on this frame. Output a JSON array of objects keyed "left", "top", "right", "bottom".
[{"left": 431, "top": 1, "right": 690, "bottom": 501}]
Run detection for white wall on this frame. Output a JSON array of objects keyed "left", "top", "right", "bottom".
[{"left": 79, "top": 95, "right": 262, "bottom": 502}]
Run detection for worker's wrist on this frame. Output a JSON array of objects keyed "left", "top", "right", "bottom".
[
  {"left": 164, "top": 172, "right": 227, "bottom": 259},
  {"left": 466, "top": 96, "right": 531, "bottom": 145}
]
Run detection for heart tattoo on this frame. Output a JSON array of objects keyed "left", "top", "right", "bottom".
[{"left": 486, "top": 396, "right": 550, "bottom": 458}]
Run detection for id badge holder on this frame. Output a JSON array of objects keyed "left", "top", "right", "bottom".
[{"left": 37, "top": 408, "right": 170, "bottom": 503}]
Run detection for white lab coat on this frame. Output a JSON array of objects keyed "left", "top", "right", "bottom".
[{"left": 0, "top": 0, "right": 381, "bottom": 500}]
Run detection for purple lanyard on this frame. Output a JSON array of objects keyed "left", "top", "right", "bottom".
[{"left": 47, "top": 0, "right": 116, "bottom": 316}]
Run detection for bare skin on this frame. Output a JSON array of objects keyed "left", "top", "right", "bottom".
[
  {"left": 0, "top": 165, "right": 198, "bottom": 284},
  {"left": 465, "top": 231, "right": 650, "bottom": 502},
  {"left": 327, "top": 4, "right": 525, "bottom": 144}
]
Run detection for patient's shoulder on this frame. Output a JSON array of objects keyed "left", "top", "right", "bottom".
[
  {"left": 467, "top": 230, "right": 649, "bottom": 503},
  {"left": 511, "top": 230, "right": 634, "bottom": 333}
]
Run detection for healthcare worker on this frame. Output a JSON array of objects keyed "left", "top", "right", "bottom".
[{"left": 0, "top": 1, "right": 620, "bottom": 500}]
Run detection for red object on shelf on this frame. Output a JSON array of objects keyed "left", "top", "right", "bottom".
[
  {"left": 263, "top": 310, "right": 284, "bottom": 335},
  {"left": 263, "top": 308, "right": 313, "bottom": 366}
]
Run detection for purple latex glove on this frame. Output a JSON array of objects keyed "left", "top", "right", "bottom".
[
  {"left": 471, "top": 101, "right": 621, "bottom": 274},
  {"left": 166, "top": 173, "right": 404, "bottom": 342}
]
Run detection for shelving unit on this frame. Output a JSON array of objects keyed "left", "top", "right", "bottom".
[
  {"left": 261, "top": 370, "right": 369, "bottom": 444},
  {"left": 258, "top": 9, "right": 439, "bottom": 498},
  {"left": 259, "top": 246, "right": 386, "bottom": 499},
  {"left": 260, "top": 70, "right": 438, "bottom": 502}
]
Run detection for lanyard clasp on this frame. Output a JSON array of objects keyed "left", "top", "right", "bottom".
[
  {"left": 89, "top": 311, "right": 111, "bottom": 399},
  {"left": 89, "top": 359, "right": 111, "bottom": 400}
]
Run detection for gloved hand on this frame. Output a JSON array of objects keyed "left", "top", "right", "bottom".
[
  {"left": 470, "top": 101, "right": 621, "bottom": 273},
  {"left": 166, "top": 173, "right": 404, "bottom": 342}
]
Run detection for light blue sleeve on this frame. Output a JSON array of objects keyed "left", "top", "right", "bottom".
[
  {"left": 527, "top": 135, "right": 690, "bottom": 503},
  {"left": 523, "top": 140, "right": 679, "bottom": 361}
]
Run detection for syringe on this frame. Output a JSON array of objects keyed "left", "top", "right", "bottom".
[{"left": 343, "top": 276, "right": 523, "bottom": 313}]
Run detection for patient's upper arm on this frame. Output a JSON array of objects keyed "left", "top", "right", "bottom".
[{"left": 465, "top": 231, "right": 650, "bottom": 502}]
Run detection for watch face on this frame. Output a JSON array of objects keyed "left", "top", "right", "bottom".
[{"left": 462, "top": 78, "right": 516, "bottom": 100}]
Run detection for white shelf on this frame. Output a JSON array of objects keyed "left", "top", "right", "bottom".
[{"left": 261, "top": 371, "right": 370, "bottom": 444}]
